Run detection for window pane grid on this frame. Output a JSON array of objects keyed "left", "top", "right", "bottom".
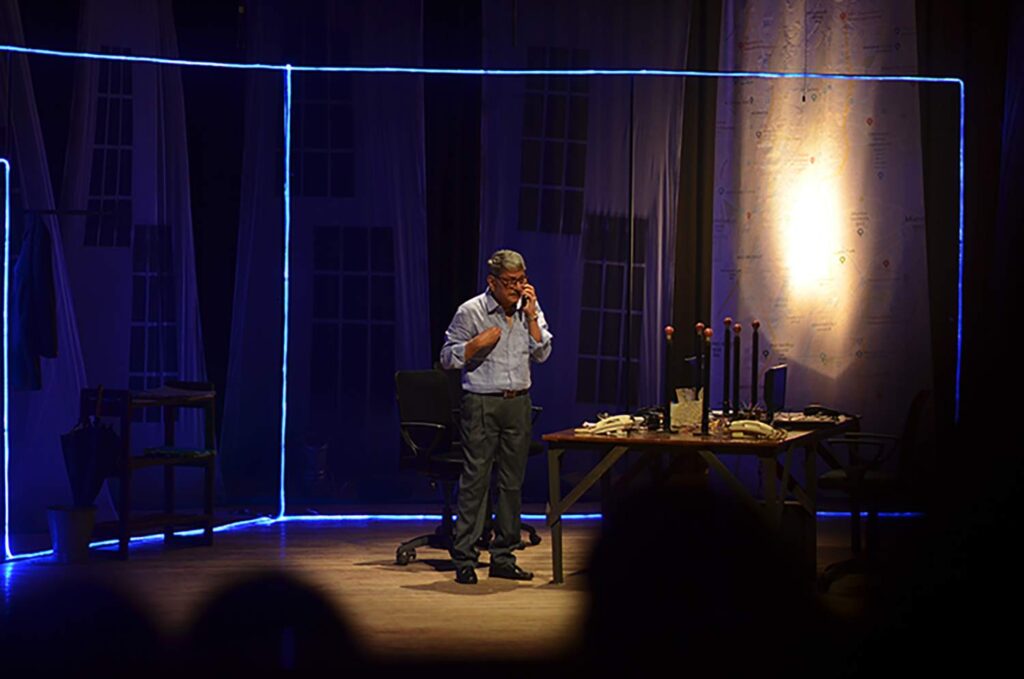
[
  {"left": 293, "top": 8, "right": 354, "bottom": 198},
  {"left": 576, "top": 213, "right": 646, "bottom": 405},
  {"left": 519, "top": 47, "right": 588, "bottom": 234},
  {"left": 309, "top": 225, "right": 396, "bottom": 436},
  {"left": 85, "top": 45, "right": 133, "bottom": 248},
  {"left": 129, "top": 224, "right": 178, "bottom": 422}
]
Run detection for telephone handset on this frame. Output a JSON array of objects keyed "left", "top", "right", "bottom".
[
  {"left": 576, "top": 414, "right": 643, "bottom": 436},
  {"left": 729, "top": 419, "right": 785, "bottom": 440}
]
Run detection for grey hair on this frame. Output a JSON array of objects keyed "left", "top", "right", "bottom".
[{"left": 487, "top": 249, "right": 526, "bottom": 276}]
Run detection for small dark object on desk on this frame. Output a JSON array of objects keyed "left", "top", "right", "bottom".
[
  {"left": 773, "top": 410, "right": 842, "bottom": 430},
  {"left": 803, "top": 403, "right": 844, "bottom": 418}
]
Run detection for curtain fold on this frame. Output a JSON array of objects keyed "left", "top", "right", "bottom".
[
  {"left": 1, "top": 0, "right": 103, "bottom": 545},
  {"left": 479, "top": 0, "right": 690, "bottom": 442},
  {"left": 712, "top": 0, "right": 933, "bottom": 485},
  {"left": 56, "top": 0, "right": 208, "bottom": 511},
  {"left": 221, "top": 0, "right": 428, "bottom": 506}
]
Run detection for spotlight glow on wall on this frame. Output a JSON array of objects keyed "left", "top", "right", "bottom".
[
  {"left": 778, "top": 166, "right": 843, "bottom": 295},
  {"left": 0, "top": 42, "right": 965, "bottom": 562}
]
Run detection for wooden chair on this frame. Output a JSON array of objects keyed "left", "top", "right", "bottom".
[{"left": 817, "top": 390, "right": 932, "bottom": 591}]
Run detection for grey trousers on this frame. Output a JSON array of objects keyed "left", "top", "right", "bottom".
[{"left": 451, "top": 392, "right": 531, "bottom": 569}]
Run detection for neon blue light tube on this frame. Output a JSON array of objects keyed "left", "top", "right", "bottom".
[
  {"left": 817, "top": 511, "right": 923, "bottom": 518},
  {"left": 0, "top": 45, "right": 963, "bottom": 84},
  {"left": 279, "top": 66, "right": 292, "bottom": 520},
  {"left": 275, "top": 513, "right": 604, "bottom": 522},
  {"left": 277, "top": 512, "right": 919, "bottom": 521},
  {"left": 956, "top": 81, "right": 965, "bottom": 423},
  {"left": 0, "top": 43, "right": 285, "bottom": 71},
  {"left": 2, "top": 517, "right": 276, "bottom": 562},
  {"left": 2, "top": 158, "right": 10, "bottom": 561}
]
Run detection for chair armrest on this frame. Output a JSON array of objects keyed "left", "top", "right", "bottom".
[{"left": 399, "top": 421, "right": 448, "bottom": 459}]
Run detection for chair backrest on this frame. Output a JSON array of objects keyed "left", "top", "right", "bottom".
[{"left": 394, "top": 370, "right": 455, "bottom": 427}]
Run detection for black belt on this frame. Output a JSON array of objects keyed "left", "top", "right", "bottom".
[{"left": 473, "top": 389, "right": 529, "bottom": 399}]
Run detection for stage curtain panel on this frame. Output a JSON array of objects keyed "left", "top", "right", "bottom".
[
  {"left": 479, "top": 0, "right": 690, "bottom": 438},
  {"left": 221, "top": 0, "right": 429, "bottom": 505},
  {"left": 712, "top": 0, "right": 933, "bottom": 435}
]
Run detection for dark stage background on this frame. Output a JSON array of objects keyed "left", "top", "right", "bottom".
[{"left": 0, "top": 0, "right": 1020, "bottom": 539}]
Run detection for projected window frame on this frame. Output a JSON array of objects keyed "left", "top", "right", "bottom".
[
  {"left": 518, "top": 47, "right": 589, "bottom": 234},
  {"left": 289, "top": 6, "right": 355, "bottom": 199},
  {"left": 576, "top": 214, "right": 647, "bottom": 406},
  {"left": 84, "top": 46, "right": 133, "bottom": 248},
  {"left": 128, "top": 223, "right": 178, "bottom": 423},
  {"left": 310, "top": 224, "right": 396, "bottom": 439}
]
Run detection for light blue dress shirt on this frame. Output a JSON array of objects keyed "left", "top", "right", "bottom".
[{"left": 439, "top": 289, "right": 553, "bottom": 394}]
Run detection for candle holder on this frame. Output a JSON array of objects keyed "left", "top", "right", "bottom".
[
  {"left": 663, "top": 325, "right": 674, "bottom": 432},
  {"left": 694, "top": 322, "right": 705, "bottom": 391},
  {"left": 701, "top": 327, "right": 713, "bottom": 436},
  {"left": 732, "top": 322, "right": 742, "bottom": 417},
  {"left": 750, "top": 320, "right": 760, "bottom": 409},
  {"left": 722, "top": 317, "right": 732, "bottom": 416}
]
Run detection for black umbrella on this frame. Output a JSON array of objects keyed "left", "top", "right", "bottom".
[{"left": 59, "top": 386, "right": 121, "bottom": 507}]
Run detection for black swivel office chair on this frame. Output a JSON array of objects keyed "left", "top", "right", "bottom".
[
  {"left": 817, "top": 389, "right": 933, "bottom": 591},
  {"left": 394, "top": 370, "right": 464, "bottom": 565}
]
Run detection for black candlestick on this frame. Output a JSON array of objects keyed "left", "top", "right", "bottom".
[
  {"left": 663, "top": 325, "right": 674, "bottom": 432},
  {"left": 732, "top": 323, "right": 742, "bottom": 414},
  {"left": 694, "top": 322, "right": 705, "bottom": 392},
  {"left": 722, "top": 317, "right": 732, "bottom": 415},
  {"left": 751, "top": 320, "right": 760, "bottom": 408},
  {"left": 701, "top": 327, "right": 712, "bottom": 435}
]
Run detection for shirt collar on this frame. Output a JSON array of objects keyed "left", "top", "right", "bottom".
[{"left": 484, "top": 288, "right": 503, "bottom": 315}]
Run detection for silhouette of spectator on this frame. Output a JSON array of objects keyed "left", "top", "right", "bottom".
[
  {"left": 0, "top": 575, "right": 165, "bottom": 673},
  {"left": 579, "top": 486, "right": 842, "bottom": 675},
  {"left": 182, "top": 570, "right": 363, "bottom": 672}
]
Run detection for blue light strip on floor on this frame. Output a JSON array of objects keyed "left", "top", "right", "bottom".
[
  {"left": 278, "top": 66, "right": 292, "bottom": 520},
  {"left": 0, "top": 42, "right": 964, "bottom": 560},
  {"left": 275, "top": 513, "right": 605, "bottom": 522},
  {"left": 2, "top": 158, "right": 10, "bottom": 561},
  {"left": 818, "top": 511, "right": 923, "bottom": 518},
  {"left": 1, "top": 517, "right": 275, "bottom": 562}
]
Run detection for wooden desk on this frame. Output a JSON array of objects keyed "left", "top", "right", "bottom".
[
  {"left": 82, "top": 385, "right": 217, "bottom": 559},
  {"left": 542, "top": 419, "right": 857, "bottom": 584}
]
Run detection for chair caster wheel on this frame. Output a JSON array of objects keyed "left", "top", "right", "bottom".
[
  {"left": 529, "top": 533, "right": 542, "bottom": 546},
  {"left": 396, "top": 548, "right": 416, "bottom": 565}
]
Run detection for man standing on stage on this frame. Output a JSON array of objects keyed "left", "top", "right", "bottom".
[{"left": 440, "top": 249, "right": 553, "bottom": 584}]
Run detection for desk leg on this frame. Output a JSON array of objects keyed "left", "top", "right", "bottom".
[
  {"left": 806, "top": 444, "right": 819, "bottom": 578},
  {"left": 547, "top": 447, "right": 564, "bottom": 584},
  {"left": 760, "top": 456, "right": 781, "bottom": 529}
]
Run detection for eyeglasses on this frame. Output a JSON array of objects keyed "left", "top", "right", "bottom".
[{"left": 495, "top": 275, "right": 528, "bottom": 289}]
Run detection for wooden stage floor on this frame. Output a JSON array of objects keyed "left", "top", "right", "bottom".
[{"left": 1, "top": 515, "right": 875, "bottom": 661}]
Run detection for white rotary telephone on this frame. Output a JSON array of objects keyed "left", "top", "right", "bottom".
[
  {"left": 729, "top": 419, "right": 785, "bottom": 440},
  {"left": 575, "top": 414, "right": 643, "bottom": 436}
]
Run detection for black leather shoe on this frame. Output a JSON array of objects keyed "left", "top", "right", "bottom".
[
  {"left": 455, "top": 565, "right": 478, "bottom": 585},
  {"left": 488, "top": 563, "right": 534, "bottom": 581}
]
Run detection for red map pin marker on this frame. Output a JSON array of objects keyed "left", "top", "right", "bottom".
[
  {"left": 752, "top": 320, "right": 760, "bottom": 330},
  {"left": 664, "top": 325, "right": 675, "bottom": 339},
  {"left": 695, "top": 322, "right": 705, "bottom": 334},
  {"left": 704, "top": 327, "right": 714, "bottom": 338},
  {"left": 733, "top": 323, "right": 742, "bottom": 333}
]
